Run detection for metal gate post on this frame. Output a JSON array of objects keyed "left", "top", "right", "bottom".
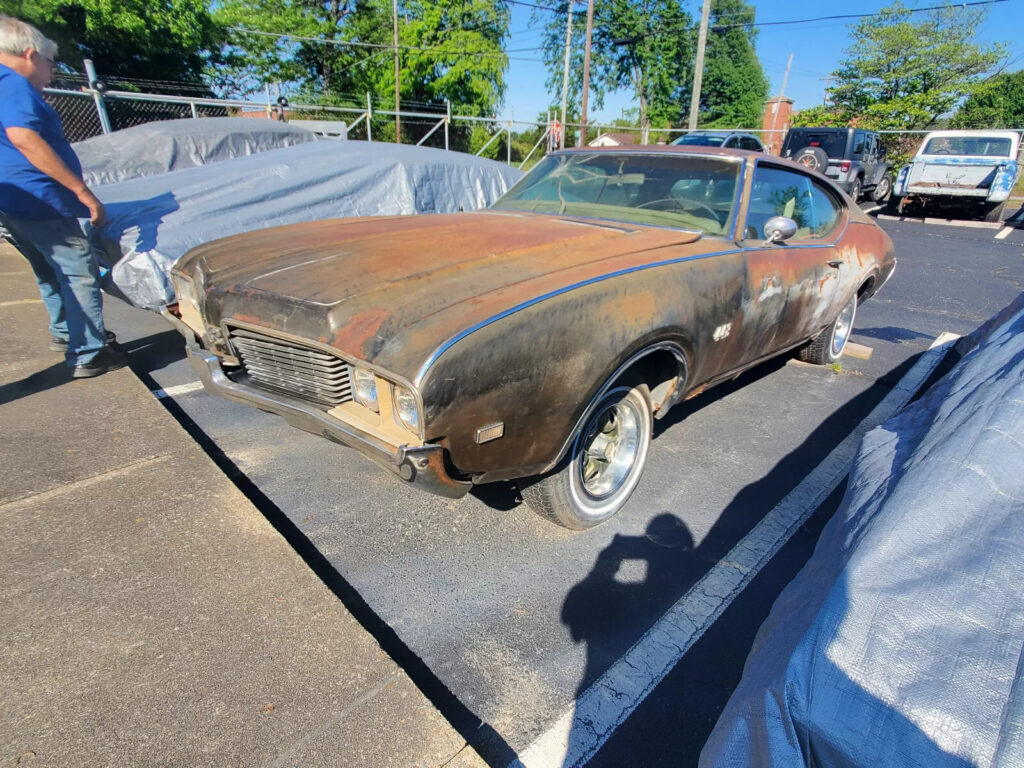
[
  {"left": 366, "top": 93, "right": 373, "bottom": 142},
  {"left": 83, "top": 60, "right": 111, "bottom": 134},
  {"left": 445, "top": 100, "right": 450, "bottom": 151}
]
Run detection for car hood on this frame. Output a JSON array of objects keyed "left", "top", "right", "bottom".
[{"left": 181, "top": 211, "right": 707, "bottom": 378}]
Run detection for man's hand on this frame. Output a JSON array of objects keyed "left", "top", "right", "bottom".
[{"left": 78, "top": 189, "right": 105, "bottom": 226}]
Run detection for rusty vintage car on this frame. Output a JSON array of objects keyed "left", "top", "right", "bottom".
[{"left": 164, "top": 146, "right": 896, "bottom": 529}]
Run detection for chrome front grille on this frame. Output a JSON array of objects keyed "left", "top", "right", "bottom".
[{"left": 228, "top": 327, "right": 353, "bottom": 407}]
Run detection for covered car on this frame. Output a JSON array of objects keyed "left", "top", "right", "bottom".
[
  {"left": 701, "top": 294, "right": 1024, "bottom": 768},
  {"left": 75, "top": 116, "right": 319, "bottom": 187},
  {"left": 165, "top": 146, "right": 896, "bottom": 529},
  {"left": 91, "top": 141, "right": 523, "bottom": 309}
]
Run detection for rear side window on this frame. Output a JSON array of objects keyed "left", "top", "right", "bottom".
[
  {"left": 785, "top": 131, "right": 848, "bottom": 158},
  {"left": 740, "top": 137, "right": 763, "bottom": 151},
  {"left": 745, "top": 165, "right": 843, "bottom": 240},
  {"left": 852, "top": 131, "right": 866, "bottom": 155}
]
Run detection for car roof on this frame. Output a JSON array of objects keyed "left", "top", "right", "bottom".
[
  {"left": 549, "top": 145, "right": 856, "bottom": 201},
  {"left": 556, "top": 144, "right": 760, "bottom": 159}
]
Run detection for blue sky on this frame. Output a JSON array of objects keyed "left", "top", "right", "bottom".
[{"left": 496, "top": 0, "right": 1024, "bottom": 126}]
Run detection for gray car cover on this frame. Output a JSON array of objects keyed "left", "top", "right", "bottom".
[
  {"left": 701, "top": 293, "right": 1024, "bottom": 768},
  {"left": 91, "top": 140, "right": 523, "bottom": 309},
  {"left": 75, "top": 117, "right": 320, "bottom": 187}
]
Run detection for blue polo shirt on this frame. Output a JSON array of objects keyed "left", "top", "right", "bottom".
[{"left": 0, "top": 63, "right": 88, "bottom": 220}]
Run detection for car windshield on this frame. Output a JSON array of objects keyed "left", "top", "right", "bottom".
[
  {"left": 491, "top": 152, "right": 741, "bottom": 235},
  {"left": 922, "top": 136, "right": 1013, "bottom": 157},
  {"left": 671, "top": 134, "right": 726, "bottom": 147},
  {"left": 785, "top": 131, "right": 847, "bottom": 157}
]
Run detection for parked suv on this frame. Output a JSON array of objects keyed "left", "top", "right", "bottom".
[{"left": 780, "top": 127, "right": 893, "bottom": 202}]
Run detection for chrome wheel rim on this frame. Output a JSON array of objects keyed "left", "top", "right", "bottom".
[
  {"left": 576, "top": 398, "right": 643, "bottom": 500},
  {"left": 831, "top": 297, "right": 856, "bottom": 357}
]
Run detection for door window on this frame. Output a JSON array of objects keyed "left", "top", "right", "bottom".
[{"left": 745, "top": 165, "right": 843, "bottom": 240}]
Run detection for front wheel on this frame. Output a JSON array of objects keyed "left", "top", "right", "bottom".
[
  {"left": 522, "top": 383, "right": 652, "bottom": 529},
  {"left": 797, "top": 293, "right": 857, "bottom": 365}
]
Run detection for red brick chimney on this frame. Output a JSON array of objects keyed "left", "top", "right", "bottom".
[{"left": 762, "top": 97, "right": 794, "bottom": 155}]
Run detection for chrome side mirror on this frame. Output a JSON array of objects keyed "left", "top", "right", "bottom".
[{"left": 763, "top": 216, "right": 798, "bottom": 245}]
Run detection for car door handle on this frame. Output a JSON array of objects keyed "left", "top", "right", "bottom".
[{"left": 826, "top": 259, "right": 842, "bottom": 269}]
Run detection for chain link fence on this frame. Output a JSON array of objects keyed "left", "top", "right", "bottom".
[{"left": 46, "top": 79, "right": 1017, "bottom": 173}]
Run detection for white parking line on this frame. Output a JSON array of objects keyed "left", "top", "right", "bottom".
[
  {"left": 995, "top": 226, "right": 1014, "bottom": 240},
  {"left": 152, "top": 381, "right": 206, "bottom": 399},
  {"left": 510, "top": 332, "right": 960, "bottom": 768}
]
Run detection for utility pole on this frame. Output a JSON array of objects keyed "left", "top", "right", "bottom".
[
  {"left": 820, "top": 75, "right": 834, "bottom": 106},
  {"left": 687, "top": 0, "right": 712, "bottom": 130},
  {"left": 578, "top": 0, "right": 595, "bottom": 146},
  {"left": 768, "top": 53, "right": 793, "bottom": 154},
  {"left": 559, "top": 1, "right": 573, "bottom": 150},
  {"left": 393, "top": 0, "right": 401, "bottom": 143}
]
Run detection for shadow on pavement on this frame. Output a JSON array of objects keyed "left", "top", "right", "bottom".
[
  {"left": 117, "top": 328, "right": 187, "bottom": 375},
  {"left": 0, "top": 361, "right": 70, "bottom": 407},
  {"left": 560, "top": 352, "right": 922, "bottom": 768}
]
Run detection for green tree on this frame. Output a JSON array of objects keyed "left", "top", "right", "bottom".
[
  {"left": 828, "top": 0, "right": 1005, "bottom": 129},
  {"left": 951, "top": 70, "right": 1024, "bottom": 129},
  {"left": 538, "top": 0, "right": 693, "bottom": 140},
  {"left": 215, "top": 0, "right": 508, "bottom": 120},
  {"left": 699, "top": 0, "right": 768, "bottom": 128},
  {"left": 1, "top": 0, "right": 223, "bottom": 87}
]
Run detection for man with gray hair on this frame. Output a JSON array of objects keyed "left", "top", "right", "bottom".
[{"left": 0, "top": 15, "right": 124, "bottom": 377}]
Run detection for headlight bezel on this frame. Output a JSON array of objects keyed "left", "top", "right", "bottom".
[{"left": 172, "top": 272, "right": 198, "bottom": 309}]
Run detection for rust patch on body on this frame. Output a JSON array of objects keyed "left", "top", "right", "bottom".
[{"left": 331, "top": 306, "right": 390, "bottom": 355}]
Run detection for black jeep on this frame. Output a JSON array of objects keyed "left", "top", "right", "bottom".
[{"left": 780, "top": 127, "right": 893, "bottom": 203}]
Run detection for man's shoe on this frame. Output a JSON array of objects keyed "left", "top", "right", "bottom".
[
  {"left": 51, "top": 330, "right": 118, "bottom": 353},
  {"left": 72, "top": 345, "right": 128, "bottom": 379}
]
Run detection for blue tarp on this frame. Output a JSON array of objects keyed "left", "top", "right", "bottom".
[
  {"left": 75, "top": 117, "right": 320, "bottom": 187},
  {"left": 90, "top": 140, "right": 523, "bottom": 310},
  {"left": 701, "top": 294, "right": 1024, "bottom": 768}
]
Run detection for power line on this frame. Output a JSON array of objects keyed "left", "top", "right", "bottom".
[
  {"left": 229, "top": 26, "right": 539, "bottom": 56},
  {"left": 713, "top": 0, "right": 1007, "bottom": 30}
]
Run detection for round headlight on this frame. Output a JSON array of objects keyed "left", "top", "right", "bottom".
[
  {"left": 352, "top": 367, "right": 379, "bottom": 412},
  {"left": 393, "top": 385, "right": 419, "bottom": 433}
]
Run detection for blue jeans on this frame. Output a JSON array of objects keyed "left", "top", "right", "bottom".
[{"left": 0, "top": 213, "right": 106, "bottom": 366}]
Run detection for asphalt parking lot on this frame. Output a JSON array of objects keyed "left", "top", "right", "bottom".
[{"left": 103, "top": 203, "right": 1024, "bottom": 767}]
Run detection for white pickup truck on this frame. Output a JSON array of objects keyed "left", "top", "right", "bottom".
[{"left": 890, "top": 130, "right": 1020, "bottom": 222}]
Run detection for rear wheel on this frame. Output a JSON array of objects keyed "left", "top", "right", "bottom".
[
  {"left": 849, "top": 178, "right": 862, "bottom": 203},
  {"left": 984, "top": 201, "right": 1007, "bottom": 223},
  {"left": 885, "top": 195, "right": 904, "bottom": 215},
  {"left": 797, "top": 293, "right": 857, "bottom": 365},
  {"left": 522, "top": 383, "right": 652, "bottom": 529}
]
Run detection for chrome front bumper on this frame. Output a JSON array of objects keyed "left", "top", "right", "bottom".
[{"left": 162, "top": 310, "right": 471, "bottom": 500}]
